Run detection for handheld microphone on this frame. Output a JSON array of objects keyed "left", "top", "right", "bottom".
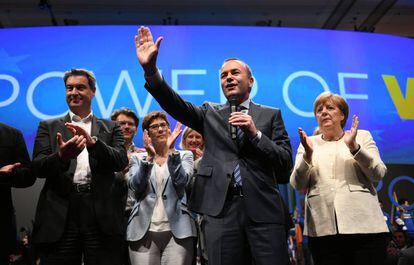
[{"left": 229, "top": 96, "right": 238, "bottom": 140}]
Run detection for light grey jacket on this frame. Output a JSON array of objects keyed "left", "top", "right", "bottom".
[
  {"left": 126, "top": 150, "right": 197, "bottom": 242},
  {"left": 290, "top": 130, "right": 388, "bottom": 237}
]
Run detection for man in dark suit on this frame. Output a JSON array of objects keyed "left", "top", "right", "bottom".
[
  {"left": 32, "top": 69, "right": 128, "bottom": 265},
  {"left": 398, "top": 246, "right": 414, "bottom": 265},
  {"left": 134, "top": 26, "right": 293, "bottom": 265},
  {"left": 0, "top": 123, "right": 35, "bottom": 265}
]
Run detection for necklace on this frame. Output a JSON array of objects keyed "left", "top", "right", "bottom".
[{"left": 321, "top": 131, "right": 345, "bottom": 141}]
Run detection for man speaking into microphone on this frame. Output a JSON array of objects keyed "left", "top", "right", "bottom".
[{"left": 134, "top": 26, "right": 293, "bottom": 265}]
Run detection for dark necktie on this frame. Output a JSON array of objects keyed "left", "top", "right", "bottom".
[
  {"left": 236, "top": 105, "right": 245, "bottom": 143},
  {"left": 233, "top": 106, "right": 244, "bottom": 186}
]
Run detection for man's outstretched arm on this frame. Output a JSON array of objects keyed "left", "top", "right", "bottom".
[{"left": 135, "top": 26, "right": 205, "bottom": 133}]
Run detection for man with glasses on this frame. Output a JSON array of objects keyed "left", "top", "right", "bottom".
[
  {"left": 111, "top": 107, "right": 144, "bottom": 265},
  {"left": 111, "top": 108, "right": 145, "bottom": 158}
]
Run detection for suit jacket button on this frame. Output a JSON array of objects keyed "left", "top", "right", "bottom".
[{"left": 162, "top": 195, "right": 167, "bottom": 200}]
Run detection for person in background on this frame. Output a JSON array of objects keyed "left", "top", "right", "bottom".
[
  {"left": 111, "top": 107, "right": 145, "bottom": 265},
  {"left": 180, "top": 127, "right": 207, "bottom": 265},
  {"left": 180, "top": 127, "right": 204, "bottom": 173},
  {"left": 386, "top": 228, "right": 411, "bottom": 265},
  {"left": 0, "top": 123, "right": 35, "bottom": 265},
  {"left": 127, "top": 111, "right": 196, "bottom": 265},
  {"left": 398, "top": 245, "right": 414, "bottom": 265},
  {"left": 395, "top": 199, "right": 414, "bottom": 239},
  {"left": 111, "top": 106, "right": 146, "bottom": 219},
  {"left": 290, "top": 91, "right": 389, "bottom": 265},
  {"left": 111, "top": 107, "right": 145, "bottom": 158}
]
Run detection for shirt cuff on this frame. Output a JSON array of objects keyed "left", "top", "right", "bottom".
[{"left": 250, "top": 130, "right": 262, "bottom": 145}]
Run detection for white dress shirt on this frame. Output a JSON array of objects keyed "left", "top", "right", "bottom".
[
  {"left": 69, "top": 111, "right": 93, "bottom": 184},
  {"left": 149, "top": 162, "right": 171, "bottom": 232}
]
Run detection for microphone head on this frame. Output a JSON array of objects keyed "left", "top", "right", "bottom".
[{"left": 228, "top": 96, "right": 238, "bottom": 107}]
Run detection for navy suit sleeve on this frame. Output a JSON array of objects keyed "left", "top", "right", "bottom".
[
  {"left": 145, "top": 77, "right": 205, "bottom": 134},
  {"left": 129, "top": 155, "right": 153, "bottom": 198},
  {"left": 167, "top": 151, "right": 193, "bottom": 199},
  {"left": 254, "top": 109, "right": 293, "bottom": 184},
  {"left": 11, "top": 129, "right": 35, "bottom": 188},
  {"left": 0, "top": 126, "right": 35, "bottom": 188},
  {"left": 32, "top": 121, "right": 71, "bottom": 179},
  {"left": 87, "top": 122, "right": 128, "bottom": 172}
]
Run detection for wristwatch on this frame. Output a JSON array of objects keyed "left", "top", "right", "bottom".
[{"left": 91, "top": 136, "right": 98, "bottom": 144}]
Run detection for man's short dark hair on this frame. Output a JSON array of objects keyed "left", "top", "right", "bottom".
[
  {"left": 111, "top": 107, "right": 139, "bottom": 128},
  {"left": 63, "top": 68, "right": 97, "bottom": 92},
  {"left": 222, "top": 58, "right": 253, "bottom": 78}
]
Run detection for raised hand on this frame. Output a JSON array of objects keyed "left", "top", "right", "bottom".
[
  {"left": 344, "top": 115, "right": 360, "bottom": 153},
  {"left": 57, "top": 132, "right": 86, "bottom": 163},
  {"left": 143, "top": 129, "right": 156, "bottom": 160},
  {"left": 188, "top": 147, "right": 203, "bottom": 160},
  {"left": 298, "top": 128, "right": 313, "bottom": 164},
  {"left": 134, "top": 26, "right": 163, "bottom": 76},
  {"left": 194, "top": 148, "right": 204, "bottom": 160},
  {"left": 65, "top": 123, "right": 96, "bottom": 147},
  {"left": 167, "top": 122, "right": 182, "bottom": 150},
  {"left": 0, "top": 163, "right": 22, "bottom": 175}
]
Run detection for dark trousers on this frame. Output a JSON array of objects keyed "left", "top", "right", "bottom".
[
  {"left": 123, "top": 210, "right": 131, "bottom": 265},
  {"left": 204, "top": 195, "right": 289, "bottom": 265},
  {"left": 38, "top": 191, "right": 123, "bottom": 265},
  {"left": 308, "top": 233, "right": 387, "bottom": 265}
]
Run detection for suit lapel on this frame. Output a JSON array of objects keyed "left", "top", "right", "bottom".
[
  {"left": 59, "top": 114, "right": 77, "bottom": 176},
  {"left": 217, "top": 104, "right": 231, "bottom": 131},
  {"left": 89, "top": 116, "right": 101, "bottom": 176},
  {"left": 217, "top": 104, "right": 239, "bottom": 150},
  {"left": 159, "top": 162, "right": 169, "bottom": 196},
  {"left": 60, "top": 113, "right": 73, "bottom": 142},
  {"left": 91, "top": 116, "right": 100, "bottom": 137},
  {"left": 149, "top": 167, "right": 157, "bottom": 193},
  {"left": 150, "top": 162, "right": 170, "bottom": 196},
  {"left": 248, "top": 101, "right": 262, "bottom": 130}
]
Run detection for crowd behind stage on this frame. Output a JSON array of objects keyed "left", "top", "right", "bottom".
[
  {"left": 6, "top": 190, "right": 414, "bottom": 265},
  {"left": 2, "top": 26, "right": 414, "bottom": 265},
  {"left": 287, "top": 199, "right": 414, "bottom": 265}
]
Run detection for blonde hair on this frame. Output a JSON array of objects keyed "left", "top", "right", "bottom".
[
  {"left": 180, "top": 127, "right": 204, "bottom": 150},
  {"left": 313, "top": 92, "right": 349, "bottom": 128}
]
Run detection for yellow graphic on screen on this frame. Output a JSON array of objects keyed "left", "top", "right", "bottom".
[{"left": 383, "top": 75, "right": 414, "bottom": 119}]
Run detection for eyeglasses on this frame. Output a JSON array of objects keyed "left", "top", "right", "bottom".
[{"left": 148, "top": 122, "right": 169, "bottom": 131}]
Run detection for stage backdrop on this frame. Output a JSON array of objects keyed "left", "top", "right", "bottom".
[{"left": 1, "top": 26, "right": 413, "bottom": 229}]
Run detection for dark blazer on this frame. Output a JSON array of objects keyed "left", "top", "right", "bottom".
[
  {"left": 0, "top": 123, "right": 35, "bottom": 256},
  {"left": 32, "top": 114, "right": 128, "bottom": 244},
  {"left": 398, "top": 246, "right": 414, "bottom": 265},
  {"left": 145, "top": 78, "right": 292, "bottom": 224}
]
